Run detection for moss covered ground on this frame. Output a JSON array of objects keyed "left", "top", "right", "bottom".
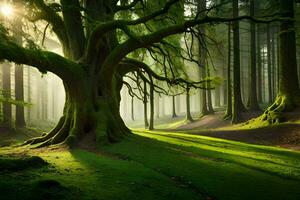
[{"left": 1, "top": 129, "right": 300, "bottom": 200}]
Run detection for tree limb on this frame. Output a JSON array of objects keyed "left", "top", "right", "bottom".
[{"left": 0, "top": 36, "right": 84, "bottom": 82}]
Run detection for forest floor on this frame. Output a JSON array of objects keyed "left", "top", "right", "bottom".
[
  {"left": 1, "top": 130, "right": 300, "bottom": 200},
  {"left": 1, "top": 114, "right": 300, "bottom": 199},
  {"left": 128, "top": 111, "right": 300, "bottom": 150}
]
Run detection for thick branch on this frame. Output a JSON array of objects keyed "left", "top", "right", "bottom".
[
  {"left": 0, "top": 37, "right": 84, "bottom": 82},
  {"left": 86, "top": 0, "right": 180, "bottom": 61},
  {"left": 60, "top": 0, "right": 86, "bottom": 60}
]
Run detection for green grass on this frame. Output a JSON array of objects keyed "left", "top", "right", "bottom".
[{"left": 1, "top": 129, "right": 300, "bottom": 200}]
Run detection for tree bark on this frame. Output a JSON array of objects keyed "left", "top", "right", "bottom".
[
  {"left": 185, "top": 86, "right": 193, "bottom": 122},
  {"left": 26, "top": 67, "right": 31, "bottom": 123},
  {"left": 278, "top": 0, "right": 299, "bottom": 97},
  {"left": 143, "top": 80, "right": 149, "bottom": 128},
  {"left": 207, "top": 67, "right": 214, "bottom": 113},
  {"left": 2, "top": 63, "right": 12, "bottom": 128},
  {"left": 257, "top": 24, "right": 263, "bottom": 103},
  {"left": 148, "top": 78, "right": 154, "bottom": 130},
  {"left": 232, "top": 0, "right": 246, "bottom": 123},
  {"left": 15, "top": 64, "right": 26, "bottom": 128},
  {"left": 224, "top": 23, "right": 232, "bottom": 120},
  {"left": 198, "top": 0, "right": 209, "bottom": 116},
  {"left": 267, "top": 24, "right": 273, "bottom": 103},
  {"left": 248, "top": 0, "right": 260, "bottom": 111},
  {"left": 172, "top": 96, "right": 177, "bottom": 118}
]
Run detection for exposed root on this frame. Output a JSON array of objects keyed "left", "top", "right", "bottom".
[{"left": 245, "top": 95, "right": 297, "bottom": 128}]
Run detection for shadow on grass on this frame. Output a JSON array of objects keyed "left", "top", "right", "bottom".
[{"left": 94, "top": 133, "right": 300, "bottom": 200}]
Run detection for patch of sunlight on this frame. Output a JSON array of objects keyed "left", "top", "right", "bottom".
[
  {"left": 134, "top": 130, "right": 300, "bottom": 179},
  {"left": 156, "top": 119, "right": 186, "bottom": 129}
]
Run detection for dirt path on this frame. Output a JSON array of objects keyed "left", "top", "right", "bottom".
[
  {"left": 176, "top": 112, "right": 230, "bottom": 130},
  {"left": 173, "top": 112, "right": 300, "bottom": 150},
  {"left": 176, "top": 111, "right": 262, "bottom": 130}
]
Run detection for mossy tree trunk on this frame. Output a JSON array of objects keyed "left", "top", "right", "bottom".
[{"left": 258, "top": 0, "right": 299, "bottom": 124}]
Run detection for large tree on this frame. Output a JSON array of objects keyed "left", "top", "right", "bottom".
[
  {"left": 254, "top": 0, "right": 299, "bottom": 124},
  {"left": 0, "top": 0, "right": 266, "bottom": 147}
]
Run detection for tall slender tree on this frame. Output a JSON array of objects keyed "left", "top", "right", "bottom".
[
  {"left": 198, "top": 0, "right": 209, "bottom": 116},
  {"left": 248, "top": 0, "right": 260, "bottom": 111},
  {"left": 13, "top": 8, "right": 26, "bottom": 128},
  {"left": 232, "top": 0, "right": 246, "bottom": 123},
  {"left": 224, "top": 23, "right": 232, "bottom": 120},
  {"left": 143, "top": 80, "right": 149, "bottom": 128},
  {"left": 185, "top": 85, "right": 193, "bottom": 122},
  {"left": 266, "top": 24, "right": 272, "bottom": 103},
  {"left": 1, "top": 63, "right": 12, "bottom": 128}
]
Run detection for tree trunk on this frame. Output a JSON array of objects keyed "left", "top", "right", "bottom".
[
  {"left": 257, "top": 24, "right": 263, "bottom": 103},
  {"left": 214, "top": 86, "right": 221, "bottom": 108},
  {"left": 224, "top": 23, "right": 232, "bottom": 120},
  {"left": 207, "top": 67, "right": 214, "bottom": 113},
  {"left": 223, "top": 61, "right": 228, "bottom": 106},
  {"left": 172, "top": 96, "right": 177, "bottom": 118},
  {"left": 257, "top": 0, "right": 299, "bottom": 124},
  {"left": 143, "top": 81, "right": 149, "bottom": 128},
  {"left": 131, "top": 96, "right": 134, "bottom": 121},
  {"left": 2, "top": 63, "right": 12, "bottom": 128},
  {"left": 26, "top": 72, "right": 130, "bottom": 147},
  {"left": 198, "top": 0, "right": 209, "bottom": 116},
  {"left": 277, "top": 0, "right": 299, "bottom": 99},
  {"left": 26, "top": 67, "right": 31, "bottom": 124},
  {"left": 15, "top": 64, "right": 26, "bottom": 128},
  {"left": 232, "top": 0, "right": 246, "bottom": 123},
  {"left": 148, "top": 79, "right": 154, "bottom": 130},
  {"left": 248, "top": 0, "right": 260, "bottom": 111},
  {"left": 271, "top": 27, "right": 277, "bottom": 98},
  {"left": 267, "top": 24, "right": 273, "bottom": 103},
  {"left": 185, "top": 86, "right": 193, "bottom": 122}
]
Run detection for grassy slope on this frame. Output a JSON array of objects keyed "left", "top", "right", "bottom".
[{"left": 1, "top": 130, "right": 300, "bottom": 200}]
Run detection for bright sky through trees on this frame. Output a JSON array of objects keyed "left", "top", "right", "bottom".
[{"left": 0, "top": 4, "right": 14, "bottom": 18}]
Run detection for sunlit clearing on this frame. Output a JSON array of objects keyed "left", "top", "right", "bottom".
[{"left": 0, "top": 4, "right": 14, "bottom": 18}]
